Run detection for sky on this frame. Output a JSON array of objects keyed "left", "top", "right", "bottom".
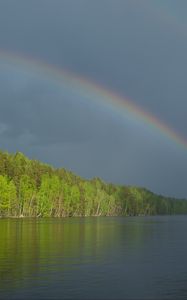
[{"left": 0, "top": 0, "right": 187, "bottom": 198}]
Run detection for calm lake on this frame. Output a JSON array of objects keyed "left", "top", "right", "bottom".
[{"left": 1, "top": 216, "right": 187, "bottom": 299}]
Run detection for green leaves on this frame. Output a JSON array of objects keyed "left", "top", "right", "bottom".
[
  {"left": 19, "top": 175, "right": 36, "bottom": 216},
  {"left": 0, "top": 175, "right": 17, "bottom": 216},
  {"left": 0, "top": 149, "right": 187, "bottom": 217}
]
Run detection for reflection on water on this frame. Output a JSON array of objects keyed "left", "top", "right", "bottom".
[{"left": 1, "top": 216, "right": 187, "bottom": 299}]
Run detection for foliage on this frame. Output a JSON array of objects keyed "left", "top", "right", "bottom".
[{"left": 0, "top": 150, "right": 187, "bottom": 217}]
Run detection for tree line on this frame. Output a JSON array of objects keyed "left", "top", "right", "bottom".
[{"left": 0, "top": 150, "right": 187, "bottom": 217}]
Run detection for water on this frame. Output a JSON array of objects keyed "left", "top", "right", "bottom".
[{"left": 1, "top": 216, "right": 187, "bottom": 299}]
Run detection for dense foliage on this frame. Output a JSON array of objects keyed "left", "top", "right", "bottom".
[{"left": 0, "top": 150, "right": 187, "bottom": 217}]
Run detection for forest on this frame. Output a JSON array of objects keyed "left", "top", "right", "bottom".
[{"left": 0, "top": 150, "right": 187, "bottom": 217}]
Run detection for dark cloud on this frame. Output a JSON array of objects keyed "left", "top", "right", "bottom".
[{"left": 0, "top": 0, "right": 187, "bottom": 197}]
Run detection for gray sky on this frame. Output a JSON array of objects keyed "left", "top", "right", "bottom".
[{"left": 0, "top": 0, "right": 187, "bottom": 197}]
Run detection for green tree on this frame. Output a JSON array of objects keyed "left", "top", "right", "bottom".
[
  {"left": 37, "top": 174, "right": 52, "bottom": 217},
  {"left": 18, "top": 175, "right": 36, "bottom": 216},
  {"left": 0, "top": 175, "right": 17, "bottom": 216}
]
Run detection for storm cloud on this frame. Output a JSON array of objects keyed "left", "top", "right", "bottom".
[{"left": 0, "top": 0, "right": 187, "bottom": 197}]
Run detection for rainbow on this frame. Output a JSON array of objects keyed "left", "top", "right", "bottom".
[{"left": 0, "top": 49, "right": 186, "bottom": 150}]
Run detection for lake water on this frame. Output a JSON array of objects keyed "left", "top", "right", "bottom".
[{"left": 1, "top": 216, "right": 187, "bottom": 299}]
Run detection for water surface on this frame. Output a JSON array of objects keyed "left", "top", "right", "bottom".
[{"left": 1, "top": 216, "right": 187, "bottom": 299}]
